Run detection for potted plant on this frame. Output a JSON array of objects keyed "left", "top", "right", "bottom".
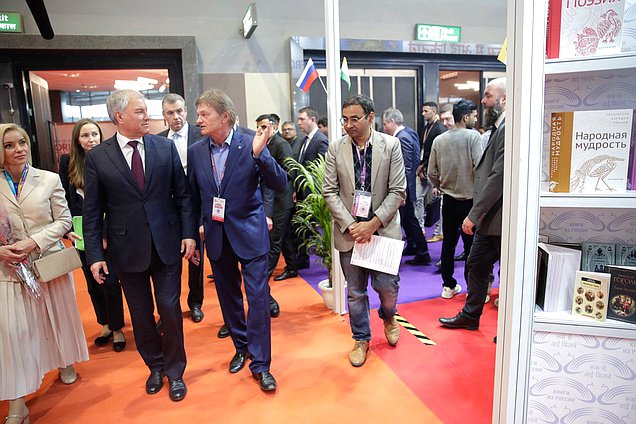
[{"left": 283, "top": 155, "right": 334, "bottom": 308}]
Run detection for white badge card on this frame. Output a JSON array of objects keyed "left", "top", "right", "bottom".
[
  {"left": 352, "top": 190, "right": 372, "bottom": 218},
  {"left": 212, "top": 197, "right": 226, "bottom": 222}
]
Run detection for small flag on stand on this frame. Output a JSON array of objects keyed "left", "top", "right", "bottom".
[
  {"left": 341, "top": 57, "right": 351, "bottom": 90},
  {"left": 296, "top": 58, "right": 320, "bottom": 93}
]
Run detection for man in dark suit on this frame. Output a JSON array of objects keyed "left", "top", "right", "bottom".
[
  {"left": 157, "top": 93, "right": 204, "bottom": 323},
  {"left": 256, "top": 114, "right": 297, "bottom": 302},
  {"left": 188, "top": 89, "right": 287, "bottom": 392},
  {"left": 83, "top": 89, "right": 196, "bottom": 402},
  {"left": 439, "top": 77, "right": 507, "bottom": 331},
  {"left": 280, "top": 120, "right": 299, "bottom": 151},
  {"left": 382, "top": 107, "right": 430, "bottom": 266}
]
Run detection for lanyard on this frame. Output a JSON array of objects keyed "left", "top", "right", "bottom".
[
  {"left": 210, "top": 144, "right": 227, "bottom": 195},
  {"left": 423, "top": 118, "right": 438, "bottom": 142},
  {"left": 4, "top": 164, "right": 29, "bottom": 201},
  {"left": 354, "top": 140, "right": 369, "bottom": 188}
]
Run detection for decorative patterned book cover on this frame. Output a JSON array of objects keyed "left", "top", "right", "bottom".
[
  {"left": 606, "top": 265, "right": 636, "bottom": 324},
  {"left": 547, "top": 0, "right": 626, "bottom": 59},
  {"left": 581, "top": 242, "right": 616, "bottom": 271},
  {"left": 572, "top": 270, "right": 610, "bottom": 321},
  {"left": 549, "top": 109, "right": 634, "bottom": 193},
  {"left": 616, "top": 243, "right": 636, "bottom": 265}
]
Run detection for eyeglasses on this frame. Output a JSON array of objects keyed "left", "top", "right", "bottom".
[
  {"left": 340, "top": 114, "right": 368, "bottom": 125},
  {"left": 282, "top": 128, "right": 296, "bottom": 132}
]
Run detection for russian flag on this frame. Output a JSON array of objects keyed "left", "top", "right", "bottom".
[{"left": 295, "top": 58, "right": 319, "bottom": 93}]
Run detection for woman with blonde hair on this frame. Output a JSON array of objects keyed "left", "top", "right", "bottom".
[
  {"left": 59, "top": 118, "right": 126, "bottom": 351},
  {"left": 0, "top": 123, "right": 88, "bottom": 424}
]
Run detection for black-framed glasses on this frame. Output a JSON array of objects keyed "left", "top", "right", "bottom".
[{"left": 340, "top": 114, "right": 368, "bottom": 125}]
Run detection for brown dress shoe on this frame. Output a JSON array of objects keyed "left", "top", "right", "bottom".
[
  {"left": 384, "top": 316, "right": 400, "bottom": 346},
  {"left": 349, "top": 340, "right": 369, "bottom": 367}
]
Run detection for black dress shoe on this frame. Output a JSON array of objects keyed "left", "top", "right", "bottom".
[
  {"left": 434, "top": 259, "right": 442, "bottom": 268},
  {"left": 454, "top": 251, "right": 468, "bottom": 261},
  {"left": 146, "top": 370, "right": 165, "bottom": 395},
  {"left": 252, "top": 371, "right": 277, "bottom": 391},
  {"left": 273, "top": 269, "right": 298, "bottom": 281},
  {"left": 229, "top": 351, "right": 249, "bottom": 373},
  {"left": 217, "top": 324, "right": 230, "bottom": 339},
  {"left": 113, "top": 338, "right": 126, "bottom": 352},
  {"left": 438, "top": 313, "right": 479, "bottom": 330},
  {"left": 168, "top": 378, "right": 187, "bottom": 402},
  {"left": 94, "top": 331, "right": 113, "bottom": 346},
  {"left": 270, "top": 296, "right": 280, "bottom": 318},
  {"left": 190, "top": 306, "right": 204, "bottom": 323},
  {"left": 405, "top": 254, "right": 432, "bottom": 265},
  {"left": 493, "top": 336, "right": 497, "bottom": 344}
]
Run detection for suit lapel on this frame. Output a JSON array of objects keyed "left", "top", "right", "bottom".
[
  {"left": 17, "top": 166, "right": 39, "bottom": 204},
  {"left": 219, "top": 133, "right": 244, "bottom": 196},
  {"left": 342, "top": 136, "right": 355, "bottom": 187},
  {"left": 103, "top": 136, "right": 142, "bottom": 193},
  {"left": 199, "top": 139, "right": 219, "bottom": 195},
  {"left": 0, "top": 170, "right": 19, "bottom": 207},
  {"left": 371, "top": 131, "right": 385, "bottom": 191},
  {"left": 142, "top": 135, "right": 155, "bottom": 190}
]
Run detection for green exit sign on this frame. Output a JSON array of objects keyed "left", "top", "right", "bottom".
[
  {"left": 0, "top": 12, "right": 23, "bottom": 33},
  {"left": 415, "top": 24, "right": 461, "bottom": 43}
]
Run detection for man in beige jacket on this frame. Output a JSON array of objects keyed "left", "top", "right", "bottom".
[{"left": 323, "top": 94, "right": 406, "bottom": 367}]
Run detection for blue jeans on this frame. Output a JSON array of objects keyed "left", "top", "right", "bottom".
[{"left": 339, "top": 250, "right": 400, "bottom": 341}]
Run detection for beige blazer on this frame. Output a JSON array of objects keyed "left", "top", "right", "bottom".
[
  {"left": 323, "top": 129, "right": 406, "bottom": 252},
  {"left": 0, "top": 166, "right": 72, "bottom": 282}
]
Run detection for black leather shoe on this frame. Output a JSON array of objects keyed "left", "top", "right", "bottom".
[
  {"left": 454, "top": 251, "right": 468, "bottom": 261},
  {"left": 168, "top": 378, "right": 187, "bottom": 402},
  {"left": 113, "top": 336, "right": 126, "bottom": 352},
  {"left": 273, "top": 269, "right": 298, "bottom": 281},
  {"left": 493, "top": 336, "right": 497, "bottom": 344},
  {"left": 270, "top": 296, "right": 280, "bottom": 318},
  {"left": 405, "top": 254, "right": 431, "bottom": 265},
  {"left": 252, "top": 371, "right": 277, "bottom": 391},
  {"left": 190, "top": 306, "right": 204, "bottom": 323},
  {"left": 145, "top": 370, "right": 165, "bottom": 395},
  {"left": 217, "top": 324, "right": 230, "bottom": 339},
  {"left": 94, "top": 331, "right": 113, "bottom": 346},
  {"left": 229, "top": 351, "right": 249, "bottom": 373},
  {"left": 434, "top": 259, "right": 442, "bottom": 268},
  {"left": 438, "top": 313, "right": 479, "bottom": 330}
]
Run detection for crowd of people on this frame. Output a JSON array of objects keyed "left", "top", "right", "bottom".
[{"left": 0, "top": 77, "right": 506, "bottom": 422}]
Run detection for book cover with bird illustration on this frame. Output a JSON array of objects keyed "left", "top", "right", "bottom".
[
  {"left": 549, "top": 109, "right": 634, "bottom": 193},
  {"left": 547, "top": 0, "right": 626, "bottom": 59}
]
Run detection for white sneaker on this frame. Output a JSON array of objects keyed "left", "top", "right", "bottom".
[
  {"left": 441, "top": 285, "right": 462, "bottom": 299},
  {"left": 485, "top": 275, "right": 494, "bottom": 303}
]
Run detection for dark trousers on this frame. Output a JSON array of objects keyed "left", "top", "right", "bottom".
[
  {"left": 210, "top": 230, "right": 271, "bottom": 373},
  {"left": 399, "top": 192, "right": 428, "bottom": 256},
  {"left": 118, "top": 244, "right": 186, "bottom": 380},
  {"left": 461, "top": 232, "right": 501, "bottom": 321},
  {"left": 267, "top": 207, "right": 297, "bottom": 279},
  {"left": 440, "top": 195, "right": 474, "bottom": 288},
  {"left": 78, "top": 249, "right": 125, "bottom": 331},
  {"left": 186, "top": 239, "right": 204, "bottom": 309}
]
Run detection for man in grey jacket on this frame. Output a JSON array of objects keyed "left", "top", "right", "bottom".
[{"left": 438, "top": 77, "right": 507, "bottom": 330}]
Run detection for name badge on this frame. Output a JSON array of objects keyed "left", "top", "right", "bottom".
[
  {"left": 352, "top": 190, "right": 372, "bottom": 218},
  {"left": 212, "top": 197, "right": 226, "bottom": 222}
]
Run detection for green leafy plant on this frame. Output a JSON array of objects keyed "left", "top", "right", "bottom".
[{"left": 283, "top": 155, "right": 333, "bottom": 286}]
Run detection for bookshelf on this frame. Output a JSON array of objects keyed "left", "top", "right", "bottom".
[{"left": 539, "top": 191, "right": 636, "bottom": 208}]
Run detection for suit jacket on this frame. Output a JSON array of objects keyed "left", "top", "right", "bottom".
[
  {"left": 58, "top": 154, "right": 83, "bottom": 216},
  {"left": 468, "top": 119, "right": 506, "bottom": 236},
  {"left": 293, "top": 130, "right": 329, "bottom": 164},
  {"left": 395, "top": 126, "right": 420, "bottom": 201},
  {"left": 420, "top": 120, "right": 446, "bottom": 169},
  {"left": 0, "top": 167, "right": 71, "bottom": 281},
  {"left": 261, "top": 133, "right": 294, "bottom": 216},
  {"left": 83, "top": 134, "right": 196, "bottom": 273},
  {"left": 157, "top": 123, "right": 202, "bottom": 148},
  {"left": 188, "top": 130, "right": 287, "bottom": 261},
  {"left": 323, "top": 130, "right": 406, "bottom": 252}
]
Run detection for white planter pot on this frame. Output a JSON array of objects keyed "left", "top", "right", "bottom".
[{"left": 318, "top": 279, "right": 334, "bottom": 310}]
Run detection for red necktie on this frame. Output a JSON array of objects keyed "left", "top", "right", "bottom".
[{"left": 128, "top": 140, "right": 145, "bottom": 191}]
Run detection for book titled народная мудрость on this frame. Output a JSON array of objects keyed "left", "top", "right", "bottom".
[{"left": 549, "top": 109, "right": 635, "bottom": 193}]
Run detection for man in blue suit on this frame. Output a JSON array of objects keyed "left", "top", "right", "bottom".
[
  {"left": 188, "top": 89, "right": 287, "bottom": 392},
  {"left": 83, "top": 89, "right": 196, "bottom": 402}
]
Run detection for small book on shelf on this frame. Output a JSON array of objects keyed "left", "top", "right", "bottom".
[
  {"left": 572, "top": 270, "right": 610, "bottom": 322},
  {"left": 616, "top": 244, "right": 636, "bottom": 266},
  {"left": 581, "top": 242, "right": 615, "bottom": 272},
  {"left": 606, "top": 265, "right": 636, "bottom": 324},
  {"left": 546, "top": 0, "right": 627, "bottom": 59},
  {"left": 548, "top": 109, "right": 634, "bottom": 193},
  {"left": 536, "top": 243, "right": 582, "bottom": 312}
]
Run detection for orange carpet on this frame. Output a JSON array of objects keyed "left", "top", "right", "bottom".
[{"left": 1, "top": 259, "right": 444, "bottom": 423}]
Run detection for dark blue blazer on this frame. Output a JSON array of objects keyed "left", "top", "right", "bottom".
[
  {"left": 395, "top": 126, "right": 420, "bottom": 201},
  {"left": 187, "top": 131, "right": 287, "bottom": 261},
  {"left": 83, "top": 134, "right": 196, "bottom": 272}
]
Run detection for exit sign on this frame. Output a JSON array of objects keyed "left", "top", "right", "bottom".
[
  {"left": 415, "top": 24, "right": 461, "bottom": 43},
  {"left": 0, "top": 12, "right": 23, "bottom": 33}
]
